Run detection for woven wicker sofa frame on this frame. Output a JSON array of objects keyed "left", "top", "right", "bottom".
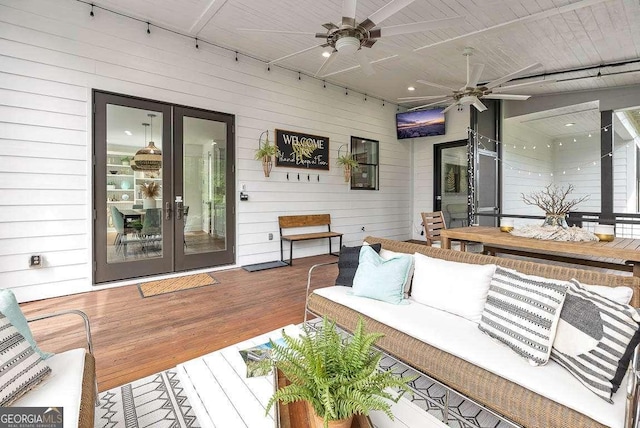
[
  {"left": 26, "top": 310, "right": 97, "bottom": 428},
  {"left": 305, "top": 236, "right": 640, "bottom": 428}
]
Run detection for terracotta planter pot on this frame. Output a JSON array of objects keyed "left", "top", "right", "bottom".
[{"left": 311, "top": 410, "right": 353, "bottom": 428}]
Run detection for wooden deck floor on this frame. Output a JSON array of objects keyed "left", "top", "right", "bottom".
[{"left": 20, "top": 254, "right": 338, "bottom": 392}]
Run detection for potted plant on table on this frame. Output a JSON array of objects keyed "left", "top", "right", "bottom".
[
  {"left": 255, "top": 131, "right": 279, "bottom": 177},
  {"left": 140, "top": 181, "right": 161, "bottom": 209},
  {"left": 521, "top": 183, "right": 589, "bottom": 228},
  {"left": 266, "top": 317, "right": 413, "bottom": 428}
]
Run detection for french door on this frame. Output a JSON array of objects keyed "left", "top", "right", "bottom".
[{"left": 93, "top": 91, "right": 235, "bottom": 283}]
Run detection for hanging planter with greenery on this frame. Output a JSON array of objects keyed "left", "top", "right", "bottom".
[
  {"left": 336, "top": 144, "right": 359, "bottom": 183},
  {"left": 255, "top": 130, "right": 279, "bottom": 177}
]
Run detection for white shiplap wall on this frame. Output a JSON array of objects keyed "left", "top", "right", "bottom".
[
  {"left": 0, "top": 0, "right": 411, "bottom": 302},
  {"left": 552, "top": 137, "right": 601, "bottom": 212},
  {"left": 411, "top": 107, "right": 469, "bottom": 240}
]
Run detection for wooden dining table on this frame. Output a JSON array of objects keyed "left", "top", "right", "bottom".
[{"left": 440, "top": 226, "right": 640, "bottom": 277}]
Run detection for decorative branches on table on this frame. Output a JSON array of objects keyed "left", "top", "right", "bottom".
[{"left": 521, "top": 184, "right": 589, "bottom": 215}]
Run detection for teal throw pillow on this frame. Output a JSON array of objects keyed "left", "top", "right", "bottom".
[
  {"left": 352, "top": 246, "right": 412, "bottom": 305},
  {"left": 0, "top": 289, "right": 53, "bottom": 359}
]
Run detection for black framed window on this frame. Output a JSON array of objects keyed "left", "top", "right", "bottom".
[{"left": 350, "top": 136, "right": 379, "bottom": 190}]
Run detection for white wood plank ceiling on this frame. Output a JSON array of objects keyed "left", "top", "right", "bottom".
[{"left": 91, "top": 0, "right": 640, "bottom": 106}]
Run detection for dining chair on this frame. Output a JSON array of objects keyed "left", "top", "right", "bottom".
[
  {"left": 140, "top": 208, "right": 162, "bottom": 254},
  {"left": 421, "top": 211, "right": 466, "bottom": 251},
  {"left": 110, "top": 206, "right": 125, "bottom": 253}
]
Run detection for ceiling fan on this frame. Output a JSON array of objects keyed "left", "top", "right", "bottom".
[
  {"left": 401, "top": 47, "right": 554, "bottom": 113},
  {"left": 238, "top": 0, "right": 462, "bottom": 77}
]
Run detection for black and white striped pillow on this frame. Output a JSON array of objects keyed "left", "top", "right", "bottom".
[
  {"left": 0, "top": 312, "right": 51, "bottom": 405},
  {"left": 551, "top": 280, "right": 640, "bottom": 403},
  {"left": 479, "top": 267, "right": 569, "bottom": 365}
]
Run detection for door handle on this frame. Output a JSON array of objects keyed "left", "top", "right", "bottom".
[
  {"left": 165, "top": 202, "right": 172, "bottom": 220},
  {"left": 175, "top": 201, "right": 184, "bottom": 220}
]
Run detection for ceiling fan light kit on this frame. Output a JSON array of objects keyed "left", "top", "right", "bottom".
[{"left": 239, "top": 0, "right": 461, "bottom": 78}]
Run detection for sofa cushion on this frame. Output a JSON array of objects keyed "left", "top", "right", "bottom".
[
  {"left": 410, "top": 252, "right": 496, "bottom": 323},
  {"left": 582, "top": 284, "right": 633, "bottom": 305},
  {"left": 0, "top": 289, "right": 52, "bottom": 359},
  {"left": 551, "top": 280, "right": 640, "bottom": 402},
  {"left": 12, "top": 348, "right": 86, "bottom": 424},
  {"left": 479, "top": 267, "right": 569, "bottom": 366},
  {"left": 335, "top": 243, "right": 381, "bottom": 287},
  {"left": 379, "top": 248, "right": 414, "bottom": 296},
  {"left": 352, "top": 246, "right": 412, "bottom": 305},
  {"left": 0, "top": 312, "right": 51, "bottom": 405},
  {"left": 313, "top": 286, "right": 628, "bottom": 428}
]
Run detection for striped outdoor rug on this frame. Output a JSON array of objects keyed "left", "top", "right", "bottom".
[{"left": 138, "top": 273, "right": 219, "bottom": 298}]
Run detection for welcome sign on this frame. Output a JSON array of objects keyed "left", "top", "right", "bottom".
[{"left": 275, "top": 129, "right": 330, "bottom": 170}]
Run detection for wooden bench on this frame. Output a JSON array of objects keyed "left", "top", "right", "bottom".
[{"left": 278, "top": 214, "right": 343, "bottom": 265}]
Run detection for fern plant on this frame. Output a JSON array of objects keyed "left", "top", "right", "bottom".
[{"left": 265, "top": 317, "right": 413, "bottom": 428}]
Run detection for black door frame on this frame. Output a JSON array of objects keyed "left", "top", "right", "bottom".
[
  {"left": 174, "top": 105, "right": 236, "bottom": 271},
  {"left": 433, "top": 139, "right": 468, "bottom": 212},
  {"left": 93, "top": 90, "right": 236, "bottom": 284}
]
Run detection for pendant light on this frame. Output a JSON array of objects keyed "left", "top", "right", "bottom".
[
  {"left": 134, "top": 114, "right": 162, "bottom": 171},
  {"left": 129, "top": 122, "right": 149, "bottom": 172}
]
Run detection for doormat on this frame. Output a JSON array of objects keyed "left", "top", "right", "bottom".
[
  {"left": 242, "top": 260, "right": 288, "bottom": 272},
  {"left": 138, "top": 273, "right": 219, "bottom": 298}
]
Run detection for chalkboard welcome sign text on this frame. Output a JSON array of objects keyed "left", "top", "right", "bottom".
[{"left": 275, "top": 129, "right": 329, "bottom": 170}]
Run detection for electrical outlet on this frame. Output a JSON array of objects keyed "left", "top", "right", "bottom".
[
  {"left": 268, "top": 233, "right": 273, "bottom": 240},
  {"left": 29, "top": 255, "right": 42, "bottom": 267}
]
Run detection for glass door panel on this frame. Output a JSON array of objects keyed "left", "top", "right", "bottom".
[
  {"left": 434, "top": 141, "right": 469, "bottom": 228},
  {"left": 94, "top": 92, "right": 173, "bottom": 283},
  {"left": 174, "top": 106, "right": 235, "bottom": 271}
]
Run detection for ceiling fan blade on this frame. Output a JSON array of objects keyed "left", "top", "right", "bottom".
[
  {"left": 483, "top": 94, "right": 531, "bottom": 100},
  {"left": 492, "top": 78, "right": 556, "bottom": 92},
  {"left": 417, "top": 79, "right": 457, "bottom": 92},
  {"left": 342, "top": 0, "right": 357, "bottom": 27},
  {"left": 467, "top": 63, "right": 485, "bottom": 88},
  {"left": 441, "top": 103, "right": 459, "bottom": 114},
  {"left": 377, "top": 16, "right": 463, "bottom": 37},
  {"left": 268, "top": 44, "right": 324, "bottom": 65},
  {"left": 355, "top": 49, "right": 375, "bottom": 76},
  {"left": 320, "top": 54, "right": 398, "bottom": 77},
  {"left": 322, "top": 22, "right": 339, "bottom": 31},
  {"left": 408, "top": 98, "right": 453, "bottom": 111},
  {"left": 485, "top": 63, "right": 542, "bottom": 89},
  {"left": 361, "top": 0, "right": 416, "bottom": 30},
  {"left": 237, "top": 28, "right": 316, "bottom": 36},
  {"left": 315, "top": 51, "right": 338, "bottom": 77},
  {"left": 471, "top": 97, "right": 488, "bottom": 112},
  {"left": 398, "top": 95, "right": 449, "bottom": 101}
]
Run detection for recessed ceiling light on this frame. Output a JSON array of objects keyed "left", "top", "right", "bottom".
[
  {"left": 124, "top": 130, "right": 132, "bottom": 136},
  {"left": 588, "top": 133, "right": 592, "bottom": 137},
  {"left": 322, "top": 51, "right": 331, "bottom": 58},
  {"left": 565, "top": 123, "right": 575, "bottom": 127},
  {"left": 407, "top": 86, "right": 415, "bottom": 91}
]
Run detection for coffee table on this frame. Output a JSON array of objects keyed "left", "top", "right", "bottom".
[{"left": 176, "top": 325, "right": 446, "bottom": 428}]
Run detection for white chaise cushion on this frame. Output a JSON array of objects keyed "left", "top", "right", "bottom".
[
  {"left": 12, "top": 348, "right": 86, "bottom": 428},
  {"left": 313, "top": 286, "right": 628, "bottom": 428},
  {"left": 410, "top": 252, "right": 496, "bottom": 323}
]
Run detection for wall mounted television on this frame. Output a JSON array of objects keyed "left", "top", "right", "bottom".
[{"left": 396, "top": 107, "right": 446, "bottom": 139}]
